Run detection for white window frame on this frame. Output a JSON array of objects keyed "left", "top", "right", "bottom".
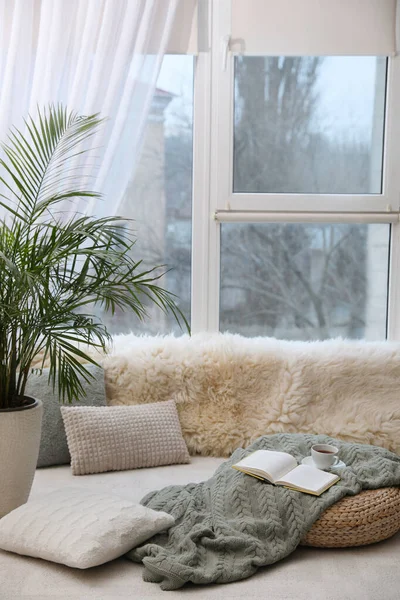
[{"left": 191, "top": 0, "right": 400, "bottom": 339}]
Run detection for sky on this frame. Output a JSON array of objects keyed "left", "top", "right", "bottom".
[{"left": 313, "top": 56, "right": 385, "bottom": 143}]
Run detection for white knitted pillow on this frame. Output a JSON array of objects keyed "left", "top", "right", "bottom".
[
  {"left": 0, "top": 488, "right": 174, "bottom": 569},
  {"left": 61, "top": 400, "right": 190, "bottom": 475}
]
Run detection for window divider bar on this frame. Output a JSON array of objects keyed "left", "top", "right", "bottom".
[{"left": 214, "top": 210, "right": 399, "bottom": 224}]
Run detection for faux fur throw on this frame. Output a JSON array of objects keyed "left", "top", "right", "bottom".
[
  {"left": 103, "top": 333, "right": 400, "bottom": 457},
  {"left": 127, "top": 434, "right": 400, "bottom": 590}
]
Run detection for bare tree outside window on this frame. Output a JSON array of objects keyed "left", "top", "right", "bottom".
[
  {"left": 233, "top": 56, "right": 386, "bottom": 194},
  {"left": 97, "top": 54, "right": 389, "bottom": 340},
  {"left": 220, "top": 222, "right": 389, "bottom": 340},
  {"left": 220, "top": 56, "right": 389, "bottom": 341}
]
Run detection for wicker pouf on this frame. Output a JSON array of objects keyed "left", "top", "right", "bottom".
[{"left": 301, "top": 487, "right": 400, "bottom": 548}]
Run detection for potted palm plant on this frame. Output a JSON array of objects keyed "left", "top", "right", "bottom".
[{"left": 0, "top": 105, "right": 187, "bottom": 517}]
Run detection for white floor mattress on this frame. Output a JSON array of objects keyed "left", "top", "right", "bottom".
[{"left": 0, "top": 457, "right": 399, "bottom": 600}]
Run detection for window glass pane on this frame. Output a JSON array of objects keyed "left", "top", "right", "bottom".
[
  {"left": 233, "top": 57, "right": 386, "bottom": 194},
  {"left": 220, "top": 223, "right": 389, "bottom": 340},
  {"left": 99, "top": 56, "right": 193, "bottom": 335}
]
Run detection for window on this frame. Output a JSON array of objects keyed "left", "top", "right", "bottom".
[
  {"left": 220, "top": 223, "right": 390, "bottom": 340},
  {"left": 103, "top": 1, "right": 400, "bottom": 342},
  {"left": 189, "top": 0, "right": 400, "bottom": 341},
  {"left": 217, "top": 54, "right": 391, "bottom": 340},
  {"left": 233, "top": 57, "right": 387, "bottom": 195},
  {"left": 100, "top": 56, "right": 193, "bottom": 335}
]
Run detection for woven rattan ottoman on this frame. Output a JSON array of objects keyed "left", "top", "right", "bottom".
[{"left": 301, "top": 487, "right": 400, "bottom": 548}]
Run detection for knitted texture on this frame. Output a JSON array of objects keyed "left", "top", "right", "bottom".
[
  {"left": 127, "top": 434, "right": 400, "bottom": 590},
  {"left": 302, "top": 487, "right": 400, "bottom": 547},
  {"left": 0, "top": 488, "right": 174, "bottom": 568},
  {"left": 61, "top": 400, "right": 190, "bottom": 475}
]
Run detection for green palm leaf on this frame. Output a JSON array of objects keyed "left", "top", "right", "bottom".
[{"left": 0, "top": 104, "right": 189, "bottom": 409}]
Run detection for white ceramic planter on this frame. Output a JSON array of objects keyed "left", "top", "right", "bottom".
[{"left": 0, "top": 398, "right": 43, "bottom": 518}]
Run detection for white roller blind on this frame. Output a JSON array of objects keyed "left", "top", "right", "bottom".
[
  {"left": 151, "top": 0, "right": 198, "bottom": 54},
  {"left": 168, "top": 0, "right": 198, "bottom": 53},
  {"left": 231, "top": 0, "right": 397, "bottom": 56}
]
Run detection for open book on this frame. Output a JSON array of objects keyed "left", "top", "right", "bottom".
[{"left": 232, "top": 450, "right": 340, "bottom": 496}]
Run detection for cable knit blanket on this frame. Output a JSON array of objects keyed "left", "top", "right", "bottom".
[{"left": 127, "top": 434, "right": 400, "bottom": 590}]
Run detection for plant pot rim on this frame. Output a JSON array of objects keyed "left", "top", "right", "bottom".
[{"left": 0, "top": 396, "right": 39, "bottom": 413}]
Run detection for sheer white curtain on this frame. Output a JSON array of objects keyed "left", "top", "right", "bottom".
[{"left": 0, "top": 0, "right": 181, "bottom": 217}]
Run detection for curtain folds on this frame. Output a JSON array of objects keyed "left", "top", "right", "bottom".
[{"left": 0, "top": 0, "right": 180, "bottom": 217}]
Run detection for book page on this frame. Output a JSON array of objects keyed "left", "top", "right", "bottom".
[
  {"left": 233, "top": 450, "right": 297, "bottom": 483},
  {"left": 276, "top": 464, "right": 339, "bottom": 494}
]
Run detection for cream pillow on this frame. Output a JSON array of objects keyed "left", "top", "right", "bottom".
[
  {"left": 0, "top": 488, "right": 174, "bottom": 569},
  {"left": 61, "top": 400, "right": 190, "bottom": 475}
]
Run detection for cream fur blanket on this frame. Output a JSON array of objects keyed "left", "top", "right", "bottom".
[{"left": 101, "top": 333, "right": 400, "bottom": 457}]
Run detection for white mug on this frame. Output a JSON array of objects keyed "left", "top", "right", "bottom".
[{"left": 311, "top": 444, "right": 339, "bottom": 469}]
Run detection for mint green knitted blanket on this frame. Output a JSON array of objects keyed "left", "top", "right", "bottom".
[{"left": 127, "top": 434, "right": 400, "bottom": 590}]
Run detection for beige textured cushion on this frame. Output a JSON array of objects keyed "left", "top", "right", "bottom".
[{"left": 61, "top": 400, "right": 190, "bottom": 475}]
